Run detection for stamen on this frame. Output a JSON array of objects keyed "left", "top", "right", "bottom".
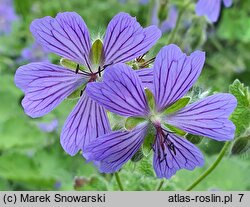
[
  {"left": 84, "top": 56, "right": 94, "bottom": 74},
  {"left": 139, "top": 57, "right": 156, "bottom": 68},
  {"left": 75, "top": 64, "right": 93, "bottom": 76},
  {"left": 80, "top": 89, "right": 84, "bottom": 97},
  {"left": 81, "top": 71, "right": 92, "bottom": 76},
  {"left": 75, "top": 64, "right": 80, "bottom": 74},
  {"left": 136, "top": 52, "right": 148, "bottom": 62},
  {"left": 98, "top": 66, "right": 101, "bottom": 77},
  {"left": 103, "top": 61, "right": 114, "bottom": 69},
  {"left": 94, "top": 62, "right": 114, "bottom": 77}
]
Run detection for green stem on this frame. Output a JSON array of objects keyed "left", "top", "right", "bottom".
[
  {"left": 210, "top": 35, "right": 223, "bottom": 51},
  {"left": 114, "top": 172, "right": 124, "bottom": 191},
  {"left": 156, "top": 180, "right": 164, "bottom": 191},
  {"left": 186, "top": 141, "right": 232, "bottom": 191},
  {"left": 167, "top": 0, "right": 192, "bottom": 44}
]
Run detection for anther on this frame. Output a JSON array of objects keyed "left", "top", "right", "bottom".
[
  {"left": 98, "top": 66, "right": 101, "bottom": 77},
  {"left": 75, "top": 64, "right": 80, "bottom": 74},
  {"left": 80, "top": 89, "right": 84, "bottom": 97}
]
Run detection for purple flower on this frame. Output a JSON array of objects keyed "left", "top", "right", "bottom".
[
  {"left": 196, "top": 0, "right": 233, "bottom": 23},
  {"left": 152, "top": 4, "right": 178, "bottom": 34},
  {"left": 14, "top": 12, "right": 161, "bottom": 156},
  {"left": 54, "top": 181, "right": 62, "bottom": 189},
  {"left": 85, "top": 44, "right": 237, "bottom": 178},
  {"left": 21, "top": 42, "right": 49, "bottom": 62},
  {"left": 0, "top": 0, "right": 18, "bottom": 34},
  {"left": 37, "top": 119, "right": 58, "bottom": 133}
]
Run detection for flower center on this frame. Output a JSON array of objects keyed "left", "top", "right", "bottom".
[
  {"left": 149, "top": 113, "right": 162, "bottom": 126},
  {"left": 88, "top": 73, "right": 98, "bottom": 83}
]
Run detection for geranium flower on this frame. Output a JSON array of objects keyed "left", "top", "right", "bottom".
[
  {"left": 196, "top": 0, "right": 233, "bottom": 22},
  {"left": 151, "top": 4, "right": 178, "bottom": 34},
  {"left": 0, "top": 0, "right": 18, "bottom": 34},
  {"left": 20, "top": 42, "right": 49, "bottom": 62},
  {"left": 15, "top": 12, "right": 161, "bottom": 156},
  {"left": 85, "top": 44, "right": 237, "bottom": 178},
  {"left": 37, "top": 119, "right": 58, "bottom": 133}
]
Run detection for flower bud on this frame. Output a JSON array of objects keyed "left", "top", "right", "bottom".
[
  {"left": 131, "top": 148, "right": 144, "bottom": 162},
  {"left": 157, "top": 0, "right": 168, "bottom": 23},
  {"left": 231, "top": 136, "right": 250, "bottom": 155}
]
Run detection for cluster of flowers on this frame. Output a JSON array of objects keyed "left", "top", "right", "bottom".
[{"left": 15, "top": 11, "right": 236, "bottom": 179}]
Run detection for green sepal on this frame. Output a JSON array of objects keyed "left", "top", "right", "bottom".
[
  {"left": 163, "top": 123, "right": 187, "bottom": 136},
  {"left": 60, "top": 58, "right": 88, "bottom": 73},
  {"left": 67, "top": 87, "right": 84, "bottom": 100},
  {"left": 107, "top": 112, "right": 127, "bottom": 131},
  {"left": 142, "top": 123, "right": 156, "bottom": 156},
  {"left": 60, "top": 58, "right": 78, "bottom": 70},
  {"left": 163, "top": 97, "right": 190, "bottom": 115},
  {"left": 90, "top": 39, "right": 103, "bottom": 65},
  {"left": 145, "top": 88, "right": 155, "bottom": 111},
  {"left": 186, "top": 134, "right": 203, "bottom": 144},
  {"left": 231, "top": 136, "right": 250, "bottom": 155},
  {"left": 125, "top": 117, "right": 146, "bottom": 130}
]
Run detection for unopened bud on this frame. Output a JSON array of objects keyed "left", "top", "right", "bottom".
[
  {"left": 231, "top": 136, "right": 250, "bottom": 155},
  {"left": 131, "top": 148, "right": 144, "bottom": 162},
  {"left": 158, "top": 0, "right": 168, "bottom": 23}
]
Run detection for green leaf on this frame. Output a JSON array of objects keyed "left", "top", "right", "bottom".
[
  {"left": 136, "top": 156, "right": 155, "bottom": 177},
  {"left": 163, "top": 97, "right": 190, "bottom": 115},
  {"left": 229, "top": 80, "right": 250, "bottom": 136},
  {"left": 0, "top": 117, "right": 47, "bottom": 150},
  {"left": 0, "top": 75, "right": 48, "bottom": 150},
  {"left": 217, "top": 6, "right": 250, "bottom": 43},
  {"left": 0, "top": 145, "right": 97, "bottom": 190},
  {"left": 90, "top": 39, "right": 103, "bottom": 65},
  {"left": 125, "top": 117, "right": 146, "bottom": 130}
]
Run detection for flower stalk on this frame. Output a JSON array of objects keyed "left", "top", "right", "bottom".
[
  {"left": 156, "top": 180, "right": 164, "bottom": 191},
  {"left": 186, "top": 141, "right": 232, "bottom": 191},
  {"left": 167, "top": 0, "right": 192, "bottom": 44},
  {"left": 115, "top": 172, "right": 124, "bottom": 191}
]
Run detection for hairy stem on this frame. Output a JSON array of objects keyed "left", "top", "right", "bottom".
[
  {"left": 156, "top": 180, "right": 164, "bottom": 191},
  {"left": 115, "top": 172, "right": 124, "bottom": 191},
  {"left": 167, "top": 0, "right": 192, "bottom": 44},
  {"left": 186, "top": 141, "right": 232, "bottom": 191}
]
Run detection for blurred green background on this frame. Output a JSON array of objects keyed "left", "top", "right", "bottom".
[{"left": 0, "top": 0, "right": 250, "bottom": 191}]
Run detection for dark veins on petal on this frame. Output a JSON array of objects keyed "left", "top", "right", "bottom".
[
  {"left": 153, "top": 125, "right": 203, "bottom": 178},
  {"left": 31, "top": 12, "right": 92, "bottom": 69}
]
